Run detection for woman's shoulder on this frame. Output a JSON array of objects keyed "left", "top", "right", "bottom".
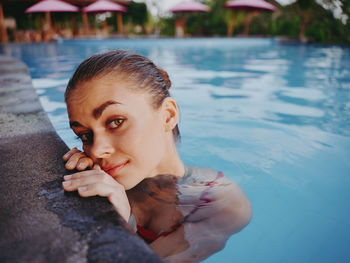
[
  {"left": 178, "top": 165, "right": 252, "bottom": 232},
  {"left": 179, "top": 165, "right": 232, "bottom": 185}
]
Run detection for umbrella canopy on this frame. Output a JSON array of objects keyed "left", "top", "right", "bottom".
[
  {"left": 225, "top": 0, "right": 276, "bottom": 36},
  {"left": 83, "top": 0, "right": 127, "bottom": 13},
  {"left": 169, "top": 0, "right": 209, "bottom": 13},
  {"left": 25, "top": 0, "right": 79, "bottom": 13},
  {"left": 225, "top": 0, "right": 276, "bottom": 12}
]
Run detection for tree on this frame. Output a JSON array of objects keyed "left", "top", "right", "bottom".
[
  {"left": 124, "top": 1, "right": 148, "bottom": 34},
  {"left": 286, "top": 0, "right": 349, "bottom": 41}
]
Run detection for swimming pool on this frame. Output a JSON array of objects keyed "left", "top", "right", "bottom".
[{"left": 1, "top": 38, "right": 350, "bottom": 263}]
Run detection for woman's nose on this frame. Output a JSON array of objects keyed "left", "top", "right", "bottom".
[{"left": 89, "top": 134, "right": 115, "bottom": 159}]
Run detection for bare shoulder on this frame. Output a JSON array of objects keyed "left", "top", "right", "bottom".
[
  {"left": 180, "top": 166, "right": 252, "bottom": 234},
  {"left": 216, "top": 178, "right": 252, "bottom": 232}
]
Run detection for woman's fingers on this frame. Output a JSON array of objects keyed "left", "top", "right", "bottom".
[
  {"left": 63, "top": 148, "right": 93, "bottom": 171},
  {"left": 64, "top": 169, "right": 106, "bottom": 181},
  {"left": 76, "top": 157, "right": 93, "bottom": 171},
  {"left": 63, "top": 170, "right": 93, "bottom": 181},
  {"left": 65, "top": 152, "right": 90, "bottom": 170},
  {"left": 62, "top": 170, "right": 118, "bottom": 191},
  {"left": 62, "top": 147, "right": 80, "bottom": 162},
  {"left": 77, "top": 183, "right": 115, "bottom": 197}
]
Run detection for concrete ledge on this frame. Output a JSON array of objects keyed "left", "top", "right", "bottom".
[{"left": 0, "top": 55, "right": 162, "bottom": 263}]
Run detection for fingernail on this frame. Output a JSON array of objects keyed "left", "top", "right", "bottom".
[
  {"left": 77, "top": 163, "right": 84, "bottom": 169},
  {"left": 78, "top": 186, "right": 87, "bottom": 192},
  {"left": 64, "top": 175, "right": 72, "bottom": 180},
  {"left": 62, "top": 181, "right": 71, "bottom": 187}
]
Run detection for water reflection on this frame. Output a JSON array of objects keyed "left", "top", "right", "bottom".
[
  {"left": 165, "top": 41, "right": 350, "bottom": 137},
  {"left": 1, "top": 38, "right": 350, "bottom": 263},
  {"left": 127, "top": 166, "right": 250, "bottom": 262}
]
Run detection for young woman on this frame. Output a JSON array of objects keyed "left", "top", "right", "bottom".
[{"left": 62, "top": 50, "right": 251, "bottom": 262}]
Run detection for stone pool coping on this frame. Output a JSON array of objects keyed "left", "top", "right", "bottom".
[{"left": 0, "top": 55, "right": 162, "bottom": 263}]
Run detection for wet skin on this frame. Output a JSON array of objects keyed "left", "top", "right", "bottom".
[
  {"left": 62, "top": 74, "right": 252, "bottom": 261},
  {"left": 63, "top": 74, "right": 184, "bottom": 222}
]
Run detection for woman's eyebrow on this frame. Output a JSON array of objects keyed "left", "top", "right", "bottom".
[{"left": 93, "top": 100, "right": 121, "bottom": 119}]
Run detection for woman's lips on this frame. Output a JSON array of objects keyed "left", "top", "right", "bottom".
[{"left": 103, "top": 161, "right": 129, "bottom": 176}]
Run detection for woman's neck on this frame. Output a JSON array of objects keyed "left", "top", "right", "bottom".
[
  {"left": 149, "top": 136, "right": 185, "bottom": 178},
  {"left": 127, "top": 136, "right": 184, "bottom": 227}
]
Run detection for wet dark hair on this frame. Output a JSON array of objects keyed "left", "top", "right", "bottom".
[{"left": 65, "top": 50, "right": 180, "bottom": 142}]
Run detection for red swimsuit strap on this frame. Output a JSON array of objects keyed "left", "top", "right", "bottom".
[
  {"left": 137, "top": 224, "right": 162, "bottom": 241},
  {"left": 137, "top": 171, "right": 224, "bottom": 242},
  {"left": 136, "top": 222, "right": 181, "bottom": 242}
]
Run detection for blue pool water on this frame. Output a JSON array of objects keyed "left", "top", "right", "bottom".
[{"left": 1, "top": 38, "right": 350, "bottom": 263}]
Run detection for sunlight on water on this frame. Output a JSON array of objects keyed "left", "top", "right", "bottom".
[{"left": 1, "top": 38, "right": 350, "bottom": 263}]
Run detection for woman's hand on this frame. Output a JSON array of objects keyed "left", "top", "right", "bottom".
[
  {"left": 63, "top": 147, "right": 93, "bottom": 171},
  {"left": 62, "top": 164, "right": 131, "bottom": 222}
]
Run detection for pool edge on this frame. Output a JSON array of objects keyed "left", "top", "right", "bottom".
[{"left": 0, "top": 55, "right": 162, "bottom": 263}]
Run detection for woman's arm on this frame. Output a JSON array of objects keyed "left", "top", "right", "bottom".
[{"left": 210, "top": 181, "right": 252, "bottom": 233}]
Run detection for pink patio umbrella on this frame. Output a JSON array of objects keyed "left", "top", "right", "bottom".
[
  {"left": 225, "top": 0, "right": 277, "bottom": 36},
  {"left": 83, "top": 0, "right": 127, "bottom": 36},
  {"left": 225, "top": 0, "right": 276, "bottom": 12},
  {"left": 169, "top": 1, "right": 209, "bottom": 37},
  {"left": 25, "top": 0, "right": 80, "bottom": 13},
  {"left": 25, "top": 0, "right": 79, "bottom": 40},
  {"left": 169, "top": 1, "right": 209, "bottom": 13}
]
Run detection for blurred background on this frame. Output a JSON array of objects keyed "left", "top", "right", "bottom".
[
  {"left": 0, "top": 0, "right": 349, "bottom": 43},
  {"left": 1, "top": 2, "right": 350, "bottom": 263}
]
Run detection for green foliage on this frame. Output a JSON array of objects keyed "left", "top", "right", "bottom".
[
  {"left": 158, "top": 0, "right": 349, "bottom": 43},
  {"left": 4, "top": 0, "right": 349, "bottom": 43},
  {"left": 265, "top": 12, "right": 300, "bottom": 37},
  {"left": 306, "top": 10, "right": 350, "bottom": 42},
  {"left": 124, "top": 2, "right": 148, "bottom": 25},
  {"left": 17, "top": 14, "right": 39, "bottom": 30},
  {"left": 282, "top": 0, "right": 350, "bottom": 43},
  {"left": 158, "top": 16, "right": 176, "bottom": 36},
  {"left": 159, "top": 0, "right": 230, "bottom": 36},
  {"left": 297, "top": 0, "right": 316, "bottom": 9},
  {"left": 203, "top": 0, "right": 230, "bottom": 35},
  {"left": 249, "top": 13, "right": 272, "bottom": 36}
]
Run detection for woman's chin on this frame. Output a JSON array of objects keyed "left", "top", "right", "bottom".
[{"left": 115, "top": 175, "right": 141, "bottom": 191}]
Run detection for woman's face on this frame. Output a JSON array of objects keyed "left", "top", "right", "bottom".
[{"left": 66, "top": 75, "right": 171, "bottom": 190}]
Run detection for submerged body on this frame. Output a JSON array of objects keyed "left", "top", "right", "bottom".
[
  {"left": 62, "top": 50, "right": 251, "bottom": 261},
  {"left": 128, "top": 166, "right": 251, "bottom": 262}
]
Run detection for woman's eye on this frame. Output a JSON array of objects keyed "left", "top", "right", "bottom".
[{"left": 108, "top": 119, "right": 124, "bottom": 129}]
